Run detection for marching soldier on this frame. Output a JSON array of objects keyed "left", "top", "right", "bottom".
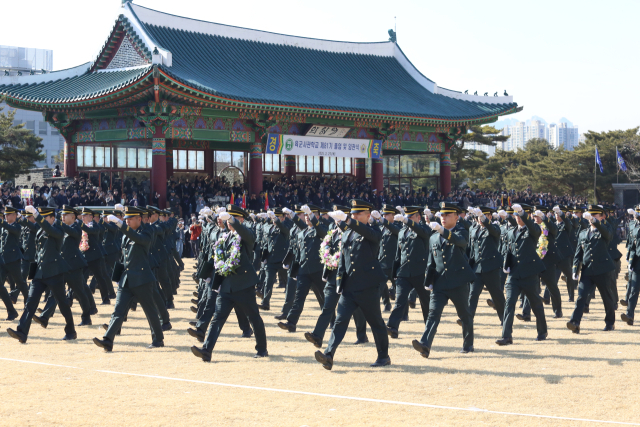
[
  {"left": 13, "top": 209, "right": 40, "bottom": 304},
  {"left": 551, "top": 205, "right": 577, "bottom": 302},
  {"left": 148, "top": 207, "right": 175, "bottom": 309},
  {"left": 621, "top": 206, "right": 640, "bottom": 307},
  {"left": 191, "top": 205, "right": 268, "bottom": 362},
  {"left": 466, "top": 206, "right": 505, "bottom": 325},
  {"left": 497, "top": 203, "right": 548, "bottom": 345},
  {"left": 377, "top": 205, "right": 401, "bottom": 312},
  {"left": 93, "top": 207, "right": 165, "bottom": 351},
  {"left": 258, "top": 208, "right": 292, "bottom": 311},
  {"left": 567, "top": 205, "right": 616, "bottom": 333},
  {"left": 413, "top": 202, "right": 476, "bottom": 358},
  {"left": 278, "top": 204, "right": 328, "bottom": 333},
  {"left": 314, "top": 200, "right": 390, "bottom": 370},
  {"left": 80, "top": 208, "right": 115, "bottom": 305},
  {"left": 276, "top": 206, "right": 304, "bottom": 320},
  {"left": 0, "top": 208, "right": 21, "bottom": 320},
  {"left": 386, "top": 206, "right": 432, "bottom": 339},
  {"left": 7, "top": 206, "right": 76, "bottom": 343},
  {"left": 622, "top": 218, "right": 640, "bottom": 326}
]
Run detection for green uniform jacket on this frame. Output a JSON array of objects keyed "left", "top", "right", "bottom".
[
  {"left": 606, "top": 217, "right": 622, "bottom": 261},
  {"left": 264, "top": 217, "right": 292, "bottom": 264},
  {"left": 80, "top": 220, "right": 104, "bottom": 262},
  {"left": 102, "top": 220, "right": 121, "bottom": 255},
  {"left": 19, "top": 219, "right": 40, "bottom": 262},
  {"left": 292, "top": 215, "right": 328, "bottom": 275},
  {"left": 573, "top": 219, "right": 615, "bottom": 276},
  {"left": 33, "top": 216, "right": 70, "bottom": 279},
  {"left": 503, "top": 211, "right": 546, "bottom": 279},
  {"left": 118, "top": 222, "right": 156, "bottom": 287},
  {"left": 425, "top": 225, "right": 475, "bottom": 290},
  {"left": 60, "top": 221, "right": 88, "bottom": 271},
  {"left": 212, "top": 219, "right": 257, "bottom": 293},
  {"left": 469, "top": 216, "right": 503, "bottom": 274},
  {"left": 336, "top": 219, "right": 385, "bottom": 293},
  {"left": 554, "top": 214, "right": 574, "bottom": 261},
  {"left": 392, "top": 218, "right": 432, "bottom": 278},
  {"left": 378, "top": 219, "right": 401, "bottom": 270},
  {"left": 0, "top": 218, "right": 24, "bottom": 264}
]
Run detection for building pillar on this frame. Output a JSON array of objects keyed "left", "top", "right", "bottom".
[
  {"left": 355, "top": 158, "right": 365, "bottom": 183},
  {"left": 205, "top": 148, "right": 214, "bottom": 177},
  {"left": 440, "top": 150, "right": 451, "bottom": 195},
  {"left": 151, "top": 126, "right": 167, "bottom": 208},
  {"left": 63, "top": 136, "right": 76, "bottom": 178},
  {"left": 249, "top": 142, "right": 263, "bottom": 196},
  {"left": 284, "top": 155, "right": 296, "bottom": 179},
  {"left": 371, "top": 158, "right": 383, "bottom": 192},
  {"left": 166, "top": 141, "right": 174, "bottom": 181}
]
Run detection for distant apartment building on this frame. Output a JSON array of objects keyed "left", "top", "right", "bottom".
[
  {"left": 498, "top": 119, "right": 579, "bottom": 153},
  {"left": 0, "top": 45, "right": 62, "bottom": 168},
  {"left": 466, "top": 140, "right": 496, "bottom": 157}
]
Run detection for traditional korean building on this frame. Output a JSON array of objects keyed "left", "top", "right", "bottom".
[{"left": 0, "top": 1, "right": 520, "bottom": 207}]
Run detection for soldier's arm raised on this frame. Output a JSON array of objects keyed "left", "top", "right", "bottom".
[
  {"left": 380, "top": 218, "right": 401, "bottom": 235},
  {"left": 0, "top": 219, "right": 21, "bottom": 237},
  {"left": 338, "top": 218, "right": 381, "bottom": 244},
  {"left": 480, "top": 215, "right": 501, "bottom": 240}
]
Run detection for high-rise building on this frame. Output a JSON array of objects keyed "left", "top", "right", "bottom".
[
  {"left": 498, "top": 118, "right": 579, "bottom": 153},
  {"left": 548, "top": 122, "right": 579, "bottom": 150},
  {"left": 0, "top": 46, "right": 62, "bottom": 169}
]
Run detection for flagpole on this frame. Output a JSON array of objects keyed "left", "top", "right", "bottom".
[
  {"left": 594, "top": 145, "right": 597, "bottom": 203},
  {"left": 617, "top": 146, "right": 619, "bottom": 183}
]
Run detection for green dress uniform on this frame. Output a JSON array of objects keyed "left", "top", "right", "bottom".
[
  {"left": 94, "top": 207, "right": 164, "bottom": 351},
  {"left": 413, "top": 202, "right": 475, "bottom": 357},
  {"left": 14, "top": 213, "right": 40, "bottom": 302},
  {"left": 622, "top": 208, "right": 640, "bottom": 305},
  {"left": 316, "top": 200, "right": 390, "bottom": 370},
  {"left": 148, "top": 208, "right": 174, "bottom": 307},
  {"left": 259, "top": 210, "right": 292, "bottom": 309},
  {"left": 378, "top": 205, "right": 402, "bottom": 309},
  {"left": 567, "top": 205, "right": 616, "bottom": 333},
  {"left": 0, "top": 209, "right": 27, "bottom": 312},
  {"left": 80, "top": 208, "right": 115, "bottom": 304},
  {"left": 622, "top": 223, "right": 640, "bottom": 325},
  {"left": 278, "top": 208, "right": 304, "bottom": 319},
  {"left": 191, "top": 205, "right": 267, "bottom": 361},
  {"left": 468, "top": 209, "right": 505, "bottom": 323},
  {"left": 7, "top": 207, "right": 76, "bottom": 343},
  {"left": 387, "top": 206, "right": 432, "bottom": 337},
  {"left": 498, "top": 205, "right": 548, "bottom": 344},
  {"left": 552, "top": 208, "right": 577, "bottom": 301}
]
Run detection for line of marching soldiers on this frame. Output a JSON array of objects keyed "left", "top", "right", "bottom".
[{"left": 0, "top": 204, "right": 183, "bottom": 349}]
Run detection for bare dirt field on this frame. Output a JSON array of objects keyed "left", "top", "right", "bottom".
[{"left": 1, "top": 246, "right": 639, "bottom": 427}]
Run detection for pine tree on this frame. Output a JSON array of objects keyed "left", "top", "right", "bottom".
[{"left": 0, "top": 100, "right": 45, "bottom": 181}]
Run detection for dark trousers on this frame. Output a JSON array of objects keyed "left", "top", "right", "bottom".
[
  {"left": 42, "top": 268, "right": 92, "bottom": 322},
  {"left": 380, "top": 268, "right": 394, "bottom": 305},
  {"left": 84, "top": 258, "right": 115, "bottom": 301},
  {"left": 313, "top": 281, "right": 366, "bottom": 342},
  {"left": 152, "top": 280, "right": 171, "bottom": 324},
  {"left": 18, "top": 274, "right": 75, "bottom": 338},
  {"left": 469, "top": 268, "right": 505, "bottom": 322},
  {"left": 279, "top": 273, "right": 297, "bottom": 315},
  {"left": 554, "top": 257, "right": 576, "bottom": 300},
  {"left": 262, "top": 263, "right": 288, "bottom": 305},
  {"left": 190, "top": 240, "right": 200, "bottom": 259},
  {"left": 607, "top": 260, "right": 621, "bottom": 305},
  {"left": 156, "top": 262, "right": 174, "bottom": 302},
  {"left": 502, "top": 274, "right": 547, "bottom": 339},
  {"left": 103, "top": 252, "right": 119, "bottom": 284},
  {"left": 540, "top": 261, "right": 562, "bottom": 315},
  {"left": 0, "top": 267, "right": 18, "bottom": 316},
  {"left": 5, "top": 259, "right": 29, "bottom": 302},
  {"left": 570, "top": 272, "right": 616, "bottom": 327},
  {"left": 104, "top": 280, "right": 164, "bottom": 343},
  {"left": 203, "top": 286, "right": 267, "bottom": 353},
  {"left": 173, "top": 248, "right": 184, "bottom": 271},
  {"left": 421, "top": 283, "right": 473, "bottom": 349},
  {"left": 626, "top": 270, "right": 639, "bottom": 319},
  {"left": 286, "top": 271, "right": 325, "bottom": 325},
  {"left": 387, "top": 275, "right": 430, "bottom": 329},
  {"left": 196, "top": 282, "right": 251, "bottom": 333},
  {"left": 325, "top": 280, "right": 389, "bottom": 360}
]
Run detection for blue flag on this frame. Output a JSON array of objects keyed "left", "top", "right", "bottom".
[
  {"left": 617, "top": 148, "right": 627, "bottom": 171},
  {"left": 595, "top": 147, "right": 603, "bottom": 173}
]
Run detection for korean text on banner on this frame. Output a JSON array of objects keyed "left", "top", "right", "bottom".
[{"left": 266, "top": 134, "right": 382, "bottom": 159}]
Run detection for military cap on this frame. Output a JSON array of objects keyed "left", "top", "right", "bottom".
[
  {"left": 293, "top": 205, "right": 304, "bottom": 214},
  {"left": 439, "top": 202, "right": 463, "bottom": 214},
  {"left": 479, "top": 206, "right": 497, "bottom": 215},
  {"left": 319, "top": 207, "right": 330, "bottom": 215},
  {"left": 20, "top": 209, "right": 32, "bottom": 218},
  {"left": 79, "top": 207, "right": 96, "bottom": 216},
  {"left": 403, "top": 206, "right": 422, "bottom": 216},
  {"left": 3, "top": 206, "right": 19, "bottom": 214},
  {"left": 61, "top": 205, "right": 78, "bottom": 215},
  {"left": 124, "top": 206, "right": 145, "bottom": 218},
  {"left": 517, "top": 203, "right": 534, "bottom": 213},
  {"left": 147, "top": 206, "right": 163, "bottom": 215},
  {"left": 102, "top": 209, "right": 114, "bottom": 215},
  {"left": 227, "top": 204, "right": 250, "bottom": 219},
  {"left": 534, "top": 205, "right": 549, "bottom": 213},
  {"left": 37, "top": 207, "right": 56, "bottom": 216},
  {"left": 350, "top": 199, "right": 374, "bottom": 213},
  {"left": 333, "top": 204, "right": 351, "bottom": 214},
  {"left": 555, "top": 205, "right": 568, "bottom": 213},
  {"left": 381, "top": 204, "right": 400, "bottom": 215},
  {"left": 305, "top": 204, "right": 322, "bottom": 214},
  {"left": 635, "top": 204, "right": 640, "bottom": 213},
  {"left": 587, "top": 204, "right": 606, "bottom": 215},
  {"left": 429, "top": 205, "right": 440, "bottom": 213},
  {"left": 272, "top": 207, "right": 285, "bottom": 215}
]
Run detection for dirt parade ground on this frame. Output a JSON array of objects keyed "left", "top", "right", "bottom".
[{"left": 1, "top": 246, "right": 639, "bottom": 427}]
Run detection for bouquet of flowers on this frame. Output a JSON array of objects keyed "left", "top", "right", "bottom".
[
  {"left": 80, "top": 231, "right": 90, "bottom": 252},
  {"left": 536, "top": 222, "right": 549, "bottom": 259},
  {"left": 319, "top": 230, "right": 341, "bottom": 270},
  {"left": 212, "top": 233, "right": 241, "bottom": 276}
]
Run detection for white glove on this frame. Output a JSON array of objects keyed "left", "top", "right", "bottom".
[
  {"left": 423, "top": 208, "right": 431, "bottom": 217},
  {"left": 435, "top": 212, "right": 442, "bottom": 218},
  {"left": 547, "top": 211, "right": 554, "bottom": 218},
  {"left": 503, "top": 267, "right": 511, "bottom": 274},
  {"left": 249, "top": 213, "right": 256, "bottom": 220},
  {"left": 215, "top": 207, "right": 226, "bottom": 214},
  {"left": 534, "top": 210, "right": 544, "bottom": 218},
  {"left": 396, "top": 206, "right": 404, "bottom": 214},
  {"left": 553, "top": 206, "right": 562, "bottom": 214},
  {"left": 492, "top": 212, "right": 499, "bottom": 219},
  {"left": 25, "top": 205, "right": 36, "bottom": 215},
  {"left": 282, "top": 207, "right": 293, "bottom": 216},
  {"left": 115, "top": 203, "right": 124, "bottom": 211},
  {"left": 473, "top": 208, "right": 483, "bottom": 216},
  {"left": 512, "top": 204, "right": 523, "bottom": 213},
  {"left": 371, "top": 210, "right": 381, "bottom": 220},
  {"left": 106, "top": 215, "right": 123, "bottom": 226},
  {"left": 426, "top": 285, "right": 433, "bottom": 291},
  {"left": 333, "top": 211, "right": 347, "bottom": 222},
  {"left": 393, "top": 214, "right": 403, "bottom": 223},
  {"left": 498, "top": 210, "right": 507, "bottom": 219},
  {"left": 572, "top": 273, "right": 579, "bottom": 281},
  {"left": 583, "top": 212, "right": 592, "bottom": 221},
  {"left": 628, "top": 209, "right": 635, "bottom": 215},
  {"left": 467, "top": 206, "right": 474, "bottom": 214},
  {"left": 572, "top": 213, "right": 578, "bottom": 218},
  {"left": 429, "top": 221, "right": 442, "bottom": 232},
  {"left": 267, "top": 211, "right": 276, "bottom": 220},
  {"left": 219, "top": 212, "right": 231, "bottom": 222},
  {"left": 301, "top": 205, "right": 312, "bottom": 216}
]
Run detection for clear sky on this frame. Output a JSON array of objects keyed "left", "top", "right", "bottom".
[{"left": 2, "top": 0, "right": 638, "bottom": 133}]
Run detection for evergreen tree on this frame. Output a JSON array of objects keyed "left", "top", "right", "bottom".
[{"left": 0, "top": 100, "right": 45, "bottom": 181}]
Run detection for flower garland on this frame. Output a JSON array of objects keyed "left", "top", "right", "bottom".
[
  {"left": 211, "top": 233, "right": 242, "bottom": 276},
  {"left": 537, "top": 222, "right": 549, "bottom": 259},
  {"left": 80, "top": 231, "right": 89, "bottom": 252},
  {"left": 320, "top": 229, "right": 341, "bottom": 270}
]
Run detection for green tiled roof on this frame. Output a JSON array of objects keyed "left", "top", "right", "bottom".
[{"left": 0, "top": 66, "right": 152, "bottom": 104}]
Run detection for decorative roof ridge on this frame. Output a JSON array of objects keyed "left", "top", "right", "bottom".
[
  {"left": 129, "top": 3, "right": 395, "bottom": 57},
  {"left": 0, "top": 62, "right": 91, "bottom": 87},
  {"left": 95, "top": 64, "right": 152, "bottom": 73}
]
